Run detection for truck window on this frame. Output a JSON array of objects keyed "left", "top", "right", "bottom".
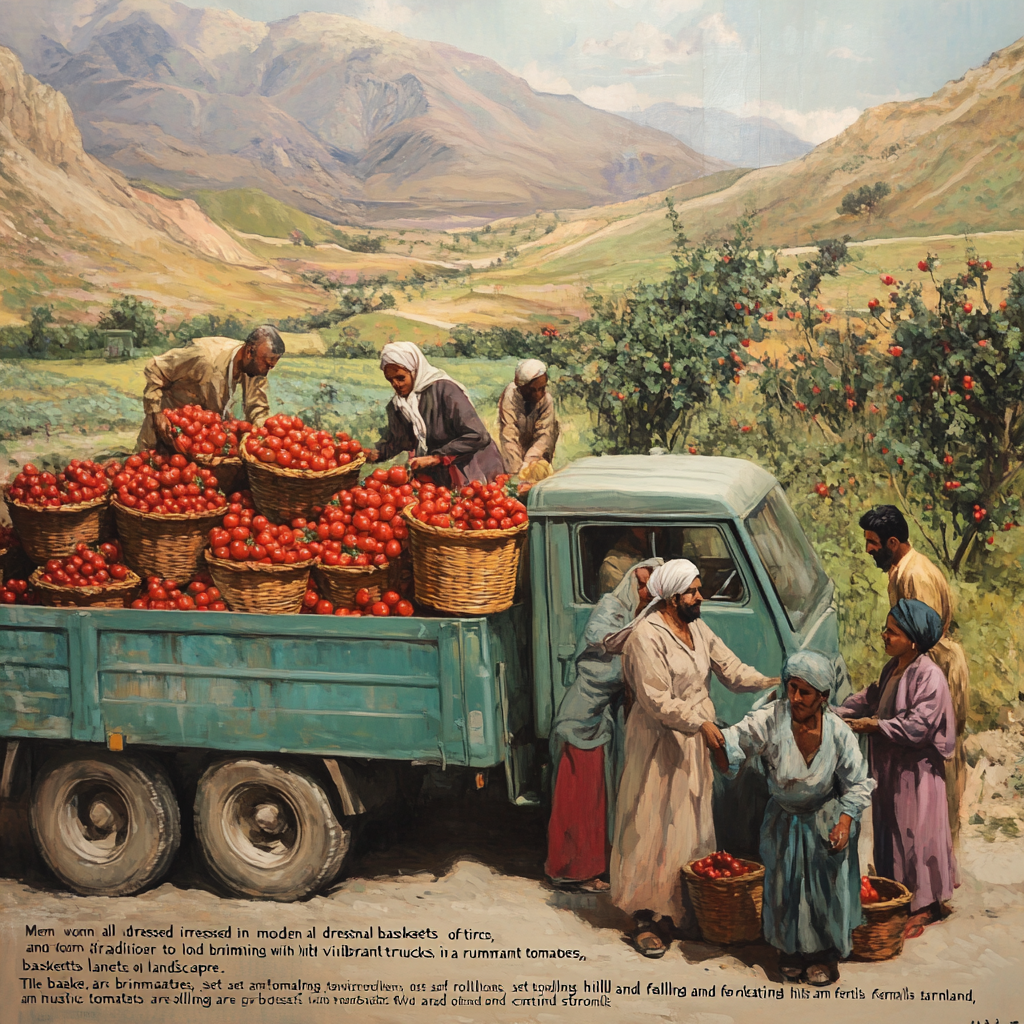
[
  {"left": 745, "top": 485, "right": 827, "bottom": 631},
  {"left": 577, "top": 525, "right": 745, "bottom": 604}
]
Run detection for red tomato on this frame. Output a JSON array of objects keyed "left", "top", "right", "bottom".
[
  {"left": 370, "top": 601, "right": 390, "bottom": 617},
  {"left": 354, "top": 588, "right": 372, "bottom": 607},
  {"left": 381, "top": 590, "right": 401, "bottom": 607}
]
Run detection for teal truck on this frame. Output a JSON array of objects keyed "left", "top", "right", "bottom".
[{"left": 0, "top": 455, "right": 842, "bottom": 902}]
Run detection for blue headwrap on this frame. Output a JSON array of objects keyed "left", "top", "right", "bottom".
[
  {"left": 782, "top": 650, "right": 836, "bottom": 697},
  {"left": 889, "top": 598, "right": 943, "bottom": 654}
]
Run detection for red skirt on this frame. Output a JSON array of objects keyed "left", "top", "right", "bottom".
[{"left": 545, "top": 744, "right": 608, "bottom": 882}]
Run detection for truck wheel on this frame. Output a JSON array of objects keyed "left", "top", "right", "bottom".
[
  {"left": 194, "top": 759, "right": 349, "bottom": 901},
  {"left": 30, "top": 750, "right": 181, "bottom": 896}
]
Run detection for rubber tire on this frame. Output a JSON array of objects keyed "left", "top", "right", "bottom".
[
  {"left": 194, "top": 758, "right": 349, "bottom": 901},
  {"left": 30, "top": 750, "right": 181, "bottom": 896}
]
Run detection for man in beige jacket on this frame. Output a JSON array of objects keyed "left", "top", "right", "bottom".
[
  {"left": 498, "top": 358, "right": 559, "bottom": 477},
  {"left": 136, "top": 326, "right": 283, "bottom": 451}
]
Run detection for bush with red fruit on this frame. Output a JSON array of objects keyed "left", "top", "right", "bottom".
[
  {"left": 1, "top": 577, "right": 39, "bottom": 605},
  {"left": 166, "top": 404, "right": 251, "bottom": 458},
  {"left": 243, "top": 414, "right": 362, "bottom": 471},
  {"left": 131, "top": 573, "right": 226, "bottom": 610},
  {"left": 113, "top": 452, "right": 226, "bottom": 514},
  {"left": 6, "top": 458, "right": 121, "bottom": 507},
  {"left": 408, "top": 475, "right": 527, "bottom": 531},
  {"left": 312, "top": 466, "right": 414, "bottom": 567},
  {"left": 37, "top": 541, "right": 131, "bottom": 588},
  {"left": 689, "top": 850, "right": 753, "bottom": 880},
  {"left": 208, "top": 492, "right": 315, "bottom": 564}
]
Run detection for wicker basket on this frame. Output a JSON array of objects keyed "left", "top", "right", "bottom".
[
  {"left": 204, "top": 551, "right": 314, "bottom": 614},
  {"left": 682, "top": 858, "right": 765, "bottom": 944},
  {"left": 191, "top": 452, "right": 247, "bottom": 496},
  {"left": 30, "top": 567, "right": 141, "bottom": 608},
  {"left": 112, "top": 500, "right": 224, "bottom": 581},
  {"left": 313, "top": 562, "right": 390, "bottom": 608},
  {"left": 402, "top": 506, "right": 526, "bottom": 615},
  {"left": 851, "top": 877, "right": 912, "bottom": 961},
  {"left": 7, "top": 495, "right": 110, "bottom": 564},
  {"left": 240, "top": 439, "right": 365, "bottom": 521}
]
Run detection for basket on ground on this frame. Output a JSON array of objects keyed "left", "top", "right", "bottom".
[
  {"left": 113, "top": 500, "right": 224, "bottom": 581},
  {"left": 204, "top": 551, "right": 314, "bottom": 614},
  {"left": 313, "top": 562, "right": 390, "bottom": 608},
  {"left": 191, "top": 452, "right": 247, "bottom": 496},
  {"left": 402, "top": 506, "right": 527, "bottom": 616},
  {"left": 7, "top": 496, "right": 110, "bottom": 564},
  {"left": 30, "top": 566, "right": 141, "bottom": 609},
  {"left": 850, "top": 877, "right": 912, "bottom": 960},
  {"left": 240, "top": 440, "right": 364, "bottom": 521},
  {"left": 682, "top": 858, "right": 765, "bottom": 944}
]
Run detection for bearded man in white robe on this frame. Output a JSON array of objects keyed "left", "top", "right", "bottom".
[{"left": 608, "top": 559, "right": 779, "bottom": 957}]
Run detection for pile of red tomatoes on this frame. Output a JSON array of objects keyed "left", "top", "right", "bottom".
[
  {"left": 6, "top": 459, "right": 119, "bottom": 507},
  {"left": 37, "top": 542, "right": 131, "bottom": 588},
  {"left": 167, "top": 404, "right": 251, "bottom": 458},
  {"left": 208, "top": 491, "right": 315, "bottom": 564},
  {"left": 244, "top": 414, "right": 361, "bottom": 471},
  {"left": 131, "top": 574, "right": 227, "bottom": 611},
  {"left": 0, "top": 578, "right": 39, "bottom": 605},
  {"left": 301, "top": 580, "right": 414, "bottom": 618},
  {"left": 408, "top": 475, "right": 527, "bottom": 531},
  {"left": 114, "top": 452, "right": 226, "bottom": 515},
  {"left": 689, "top": 850, "right": 753, "bottom": 879},
  {"left": 860, "top": 876, "right": 880, "bottom": 904}
]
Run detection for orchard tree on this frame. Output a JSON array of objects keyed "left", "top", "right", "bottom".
[
  {"left": 551, "top": 202, "right": 790, "bottom": 453},
  {"left": 872, "top": 250, "right": 1024, "bottom": 573}
]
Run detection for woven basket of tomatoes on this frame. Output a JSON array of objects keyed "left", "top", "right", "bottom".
[
  {"left": 5, "top": 459, "right": 118, "bottom": 564},
  {"left": 167, "top": 404, "right": 250, "bottom": 494},
  {"left": 682, "top": 851, "right": 765, "bottom": 944},
  {"left": 240, "top": 415, "right": 366, "bottom": 521},
  {"left": 111, "top": 452, "right": 227, "bottom": 580},
  {"left": 850, "top": 876, "right": 911, "bottom": 961},
  {"left": 30, "top": 542, "right": 140, "bottom": 608},
  {"left": 402, "top": 477, "right": 528, "bottom": 616}
]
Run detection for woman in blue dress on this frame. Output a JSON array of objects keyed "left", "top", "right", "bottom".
[{"left": 704, "top": 651, "right": 874, "bottom": 986}]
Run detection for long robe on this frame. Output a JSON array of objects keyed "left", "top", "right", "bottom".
[
  {"left": 887, "top": 548, "right": 970, "bottom": 845},
  {"left": 837, "top": 655, "right": 957, "bottom": 912},
  {"left": 375, "top": 379, "right": 504, "bottom": 487},
  {"left": 721, "top": 702, "right": 874, "bottom": 957},
  {"left": 136, "top": 336, "right": 270, "bottom": 450},
  {"left": 612, "top": 614, "right": 775, "bottom": 922}
]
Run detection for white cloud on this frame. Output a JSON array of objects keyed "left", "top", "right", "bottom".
[
  {"left": 518, "top": 60, "right": 574, "bottom": 95},
  {"left": 826, "top": 45, "right": 872, "bottom": 63},
  {"left": 737, "top": 100, "right": 862, "bottom": 144},
  {"left": 581, "top": 21, "right": 695, "bottom": 63},
  {"left": 359, "top": 0, "right": 413, "bottom": 30},
  {"left": 576, "top": 82, "right": 658, "bottom": 112},
  {"left": 698, "top": 12, "right": 741, "bottom": 48}
]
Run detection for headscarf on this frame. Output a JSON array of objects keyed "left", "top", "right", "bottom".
[
  {"left": 379, "top": 341, "right": 468, "bottom": 455},
  {"left": 782, "top": 650, "right": 837, "bottom": 698},
  {"left": 889, "top": 598, "right": 943, "bottom": 654},
  {"left": 602, "top": 558, "right": 700, "bottom": 653},
  {"left": 514, "top": 358, "right": 547, "bottom": 386}
]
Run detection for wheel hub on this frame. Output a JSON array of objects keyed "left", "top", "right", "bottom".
[{"left": 253, "top": 802, "right": 288, "bottom": 835}]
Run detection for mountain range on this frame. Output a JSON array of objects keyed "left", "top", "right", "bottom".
[
  {"left": 623, "top": 104, "right": 813, "bottom": 169},
  {"left": 0, "top": 0, "right": 727, "bottom": 225}
]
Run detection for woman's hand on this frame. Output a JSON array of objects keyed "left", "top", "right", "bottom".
[
  {"left": 409, "top": 455, "right": 441, "bottom": 470},
  {"left": 847, "top": 717, "right": 879, "bottom": 734},
  {"left": 829, "top": 814, "right": 853, "bottom": 852}
]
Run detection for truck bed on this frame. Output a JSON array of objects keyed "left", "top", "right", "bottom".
[{"left": 0, "top": 605, "right": 529, "bottom": 767}]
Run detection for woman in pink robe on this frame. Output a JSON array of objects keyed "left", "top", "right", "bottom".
[{"left": 838, "top": 598, "right": 957, "bottom": 937}]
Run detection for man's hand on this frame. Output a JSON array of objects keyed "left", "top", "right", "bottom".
[
  {"left": 409, "top": 455, "right": 441, "bottom": 470},
  {"left": 829, "top": 814, "right": 853, "bottom": 852},
  {"left": 847, "top": 717, "right": 879, "bottom": 734},
  {"left": 700, "top": 720, "right": 725, "bottom": 749},
  {"left": 153, "top": 412, "right": 177, "bottom": 448}
]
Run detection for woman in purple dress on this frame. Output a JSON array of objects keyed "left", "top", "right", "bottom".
[{"left": 838, "top": 598, "right": 957, "bottom": 938}]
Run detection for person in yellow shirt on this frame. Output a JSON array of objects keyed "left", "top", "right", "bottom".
[
  {"left": 136, "top": 327, "right": 283, "bottom": 451},
  {"left": 859, "top": 505, "right": 971, "bottom": 849}
]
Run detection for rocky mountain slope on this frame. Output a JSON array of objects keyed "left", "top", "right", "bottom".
[{"left": 0, "top": 0, "right": 728, "bottom": 224}]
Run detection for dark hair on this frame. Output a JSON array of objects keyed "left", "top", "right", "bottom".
[
  {"left": 246, "top": 325, "right": 285, "bottom": 355},
  {"left": 859, "top": 505, "right": 909, "bottom": 544}
]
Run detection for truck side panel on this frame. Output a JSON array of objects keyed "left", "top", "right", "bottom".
[{"left": 0, "top": 609, "right": 73, "bottom": 738}]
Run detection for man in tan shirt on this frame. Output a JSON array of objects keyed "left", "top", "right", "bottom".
[
  {"left": 136, "top": 327, "right": 283, "bottom": 451},
  {"left": 498, "top": 358, "right": 559, "bottom": 476},
  {"left": 860, "top": 505, "right": 971, "bottom": 848}
]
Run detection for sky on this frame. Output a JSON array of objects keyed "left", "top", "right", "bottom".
[{"left": 197, "top": 0, "right": 1024, "bottom": 143}]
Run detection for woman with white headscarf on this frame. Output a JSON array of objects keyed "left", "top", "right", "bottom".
[
  {"left": 497, "top": 358, "right": 559, "bottom": 478},
  {"left": 364, "top": 341, "right": 504, "bottom": 486},
  {"left": 609, "top": 559, "right": 779, "bottom": 958}
]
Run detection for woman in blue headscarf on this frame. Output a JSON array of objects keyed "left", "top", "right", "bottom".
[
  {"left": 838, "top": 599, "right": 957, "bottom": 940},
  {"left": 704, "top": 651, "right": 874, "bottom": 986}
]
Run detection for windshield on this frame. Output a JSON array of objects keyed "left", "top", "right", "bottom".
[{"left": 745, "top": 486, "right": 828, "bottom": 631}]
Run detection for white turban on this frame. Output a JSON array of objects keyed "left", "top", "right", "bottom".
[
  {"left": 602, "top": 559, "right": 700, "bottom": 653},
  {"left": 379, "top": 341, "right": 467, "bottom": 455},
  {"left": 514, "top": 358, "right": 547, "bottom": 386}
]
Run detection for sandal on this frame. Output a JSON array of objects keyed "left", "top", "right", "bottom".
[
  {"left": 904, "top": 923, "right": 925, "bottom": 940},
  {"left": 804, "top": 963, "right": 837, "bottom": 987},
  {"left": 576, "top": 878, "right": 611, "bottom": 893},
  {"left": 629, "top": 928, "right": 667, "bottom": 959},
  {"left": 780, "top": 965, "right": 803, "bottom": 981}
]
